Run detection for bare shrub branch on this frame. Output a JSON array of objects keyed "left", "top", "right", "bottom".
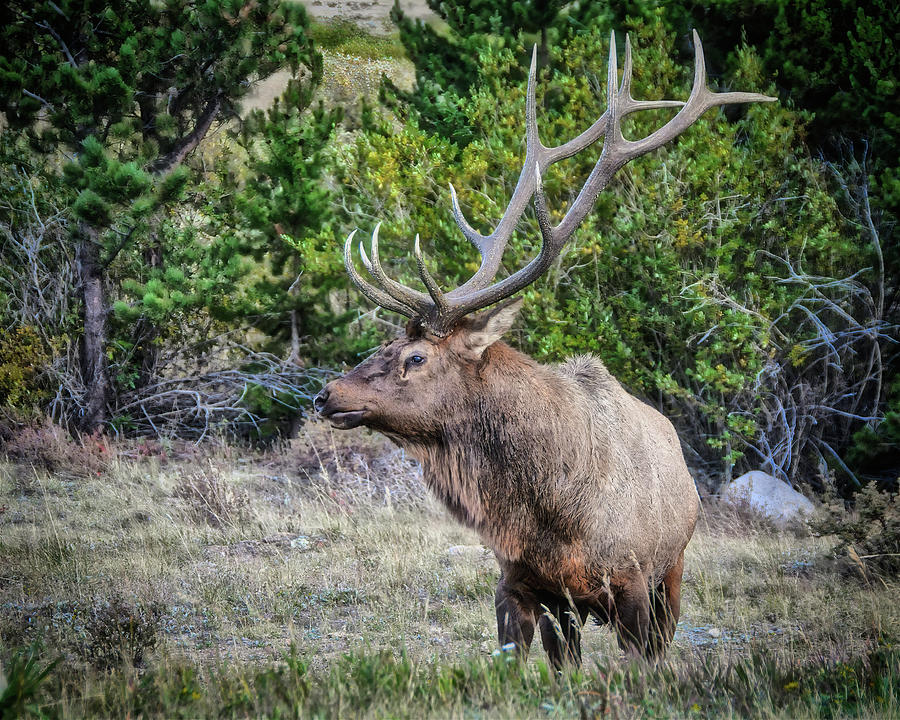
[
  {"left": 683, "top": 147, "right": 895, "bottom": 489},
  {"left": 115, "top": 342, "right": 336, "bottom": 441}
]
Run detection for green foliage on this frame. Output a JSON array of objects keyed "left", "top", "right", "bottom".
[
  {"left": 226, "top": 81, "right": 377, "bottom": 368},
  {"left": 0, "top": 327, "right": 50, "bottom": 409},
  {"left": 386, "top": 0, "right": 609, "bottom": 145},
  {"left": 848, "top": 410, "right": 900, "bottom": 488},
  {"left": 846, "top": 366, "right": 900, "bottom": 489},
  {"left": 0, "top": 0, "right": 318, "bottom": 146},
  {"left": 600, "top": 5, "right": 900, "bottom": 447},
  {"left": 310, "top": 18, "right": 405, "bottom": 59},
  {"left": 814, "top": 484, "right": 900, "bottom": 577},
  {"left": 13, "top": 641, "right": 900, "bottom": 718},
  {"left": 0, "top": 0, "right": 320, "bottom": 236},
  {"left": 600, "top": 1, "right": 898, "bottom": 209},
  {"left": 338, "top": 13, "right": 873, "bottom": 480}
]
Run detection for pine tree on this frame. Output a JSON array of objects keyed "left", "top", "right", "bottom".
[
  {"left": 0, "top": 0, "right": 320, "bottom": 430},
  {"left": 385, "top": 0, "right": 607, "bottom": 145},
  {"left": 228, "top": 81, "right": 375, "bottom": 367}
]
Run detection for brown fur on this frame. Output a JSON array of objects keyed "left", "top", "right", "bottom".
[{"left": 316, "top": 301, "right": 699, "bottom": 666}]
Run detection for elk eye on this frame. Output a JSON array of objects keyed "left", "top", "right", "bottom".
[{"left": 406, "top": 354, "right": 426, "bottom": 368}]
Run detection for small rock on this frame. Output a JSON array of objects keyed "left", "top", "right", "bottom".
[{"left": 707, "top": 627, "right": 722, "bottom": 638}]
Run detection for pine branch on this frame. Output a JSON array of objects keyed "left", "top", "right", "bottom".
[
  {"left": 35, "top": 20, "right": 77, "bottom": 68},
  {"left": 101, "top": 224, "right": 138, "bottom": 270},
  {"left": 149, "top": 94, "right": 222, "bottom": 175},
  {"left": 22, "top": 89, "right": 53, "bottom": 110}
]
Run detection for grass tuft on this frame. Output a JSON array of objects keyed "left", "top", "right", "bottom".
[{"left": 310, "top": 19, "right": 405, "bottom": 60}]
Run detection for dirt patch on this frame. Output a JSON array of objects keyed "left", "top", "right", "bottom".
[
  {"left": 244, "top": 1, "right": 421, "bottom": 112},
  {"left": 303, "top": 0, "right": 437, "bottom": 35}
]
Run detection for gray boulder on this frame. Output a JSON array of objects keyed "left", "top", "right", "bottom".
[{"left": 720, "top": 470, "right": 815, "bottom": 524}]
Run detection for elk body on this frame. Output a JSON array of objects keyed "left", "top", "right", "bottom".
[{"left": 315, "top": 32, "right": 774, "bottom": 666}]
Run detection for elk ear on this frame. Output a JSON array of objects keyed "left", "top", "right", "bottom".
[{"left": 463, "top": 297, "right": 523, "bottom": 357}]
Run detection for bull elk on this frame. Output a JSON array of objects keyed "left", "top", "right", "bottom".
[{"left": 315, "top": 31, "right": 774, "bottom": 666}]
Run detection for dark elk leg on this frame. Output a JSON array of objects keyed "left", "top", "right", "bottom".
[
  {"left": 495, "top": 576, "right": 535, "bottom": 658},
  {"left": 648, "top": 551, "right": 685, "bottom": 658},
  {"left": 612, "top": 573, "right": 651, "bottom": 657},
  {"left": 538, "top": 597, "right": 584, "bottom": 669}
]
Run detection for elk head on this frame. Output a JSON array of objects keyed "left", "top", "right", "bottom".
[
  {"left": 315, "top": 31, "right": 774, "bottom": 432},
  {"left": 314, "top": 296, "right": 523, "bottom": 437}
]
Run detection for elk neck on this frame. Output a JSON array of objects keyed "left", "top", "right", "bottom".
[{"left": 397, "top": 341, "right": 599, "bottom": 562}]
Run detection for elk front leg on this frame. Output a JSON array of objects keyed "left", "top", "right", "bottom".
[
  {"left": 495, "top": 576, "right": 535, "bottom": 658},
  {"left": 538, "top": 597, "right": 583, "bottom": 669},
  {"left": 612, "top": 573, "right": 651, "bottom": 658}
]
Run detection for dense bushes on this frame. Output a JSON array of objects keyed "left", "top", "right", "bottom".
[
  {"left": 602, "top": 1, "right": 899, "bottom": 214},
  {"left": 814, "top": 484, "right": 900, "bottom": 578},
  {"left": 0, "top": 327, "right": 49, "bottom": 410},
  {"left": 335, "top": 12, "right": 892, "bottom": 490}
]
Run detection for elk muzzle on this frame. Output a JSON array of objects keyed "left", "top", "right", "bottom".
[{"left": 314, "top": 381, "right": 368, "bottom": 429}]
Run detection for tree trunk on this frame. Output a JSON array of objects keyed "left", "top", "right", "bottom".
[
  {"left": 76, "top": 221, "right": 111, "bottom": 431},
  {"left": 134, "top": 226, "right": 163, "bottom": 389},
  {"left": 539, "top": 26, "right": 549, "bottom": 70}
]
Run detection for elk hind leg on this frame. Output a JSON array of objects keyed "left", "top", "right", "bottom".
[
  {"left": 648, "top": 551, "right": 684, "bottom": 658},
  {"left": 537, "top": 597, "right": 584, "bottom": 669},
  {"left": 495, "top": 577, "right": 536, "bottom": 659},
  {"left": 612, "top": 574, "right": 651, "bottom": 658}
]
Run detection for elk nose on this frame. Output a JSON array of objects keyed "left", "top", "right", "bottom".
[{"left": 313, "top": 387, "right": 329, "bottom": 413}]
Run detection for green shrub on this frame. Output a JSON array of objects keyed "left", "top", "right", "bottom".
[
  {"left": 0, "top": 327, "right": 49, "bottom": 410},
  {"left": 814, "top": 483, "right": 900, "bottom": 578},
  {"left": 309, "top": 19, "right": 405, "bottom": 59}
]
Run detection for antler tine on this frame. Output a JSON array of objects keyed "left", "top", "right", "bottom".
[
  {"left": 413, "top": 234, "right": 450, "bottom": 314},
  {"left": 554, "top": 29, "right": 776, "bottom": 240},
  {"left": 618, "top": 34, "right": 685, "bottom": 115},
  {"left": 448, "top": 182, "right": 485, "bottom": 255},
  {"left": 545, "top": 34, "right": 683, "bottom": 164},
  {"left": 343, "top": 230, "right": 419, "bottom": 317},
  {"left": 436, "top": 164, "right": 565, "bottom": 322},
  {"left": 360, "top": 223, "right": 430, "bottom": 310},
  {"left": 449, "top": 44, "right": 546, "bottom": 296}
]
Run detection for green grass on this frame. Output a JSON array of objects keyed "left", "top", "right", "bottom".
[
  {"left": 1, "top": 425, "right": 898, "bottom": 718},
  {"left": 309, "top": 19, "right": 406, "bottom": 60}
]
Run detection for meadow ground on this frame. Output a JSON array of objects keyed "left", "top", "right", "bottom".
[{"left": 0, "top": 422, "right": 897, "bottom": 719}]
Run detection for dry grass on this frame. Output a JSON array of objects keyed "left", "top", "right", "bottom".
[{"left": 1, "top": 424, "right": 898, "bottom": 718}]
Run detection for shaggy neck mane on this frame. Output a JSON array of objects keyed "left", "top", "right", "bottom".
[{"left": 397, "top": 342, "right": 583, "bottom": 543}]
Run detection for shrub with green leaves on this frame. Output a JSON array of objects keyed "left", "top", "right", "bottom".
[
  {"left": 601, "top": 0, "right": 899, "bottom": 214},
  {"left": 814, "top": 483, "right": 900, "bottom": 578},
  {"left": 335, "top": 12, "right": 878, "bottom": 487},
  {"left": 386, "top": 0, "right": 609, "bottom": 145},
  {"left": 0, "top": 327, "right": 49, "bottom": 410}
]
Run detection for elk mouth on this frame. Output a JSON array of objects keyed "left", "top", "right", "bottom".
[{"left": 321, "top": 409, "right": 368, "bottom": 429}]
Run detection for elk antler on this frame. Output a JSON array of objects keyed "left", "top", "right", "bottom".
[{"left": 345, "top": 30, "right": 776, "bottom": 336}]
